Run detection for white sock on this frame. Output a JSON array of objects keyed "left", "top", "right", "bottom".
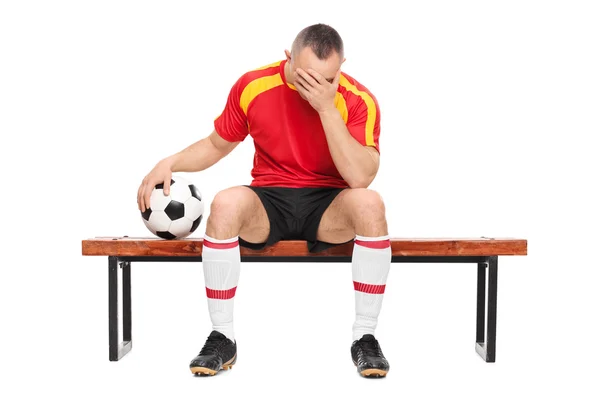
[
  {"left": 202, "top": 234, "right": 240, "bottom": 342},
  {"left": 352, "top": 234, "right": 392, "bottom": 342}
]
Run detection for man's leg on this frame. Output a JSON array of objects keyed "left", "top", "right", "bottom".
[
  {"left": 202, "top": 186, "right": 270, "bottom": 341},
  {"left": 317, "top": 188, "right": 391, "bottom": 377},
  {"left": 190, "top": 185, "right": 270, "bottom": 376}
]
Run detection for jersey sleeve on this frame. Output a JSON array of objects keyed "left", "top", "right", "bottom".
[
  {"left": 214, "top": 75, "right": 249, "bottom": 142},
  {"left": 346, "top": 91, "right": 381, "bottom": 153}
]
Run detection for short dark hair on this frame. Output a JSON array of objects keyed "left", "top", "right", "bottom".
[{"left": 292, "top": 23, "right": 344, "bottom": 60}]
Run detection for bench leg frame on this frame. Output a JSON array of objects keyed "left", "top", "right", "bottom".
[
  {"left": 103, "top": 255, "right": 500, "bottom": 362},
  {"left": 108, "top": 256, "right": 132, "bottom": 361},
  {"left": 475, "top": 256, "right": 498, "bottom": 362}
]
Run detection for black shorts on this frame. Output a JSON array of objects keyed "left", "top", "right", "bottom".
[{"left": 239, "top": 185, "right": 353, "bottom": 253}]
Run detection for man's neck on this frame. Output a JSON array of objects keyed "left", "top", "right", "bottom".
[{"left": 284, "top": 60, "right": 294, "bottom": 86}]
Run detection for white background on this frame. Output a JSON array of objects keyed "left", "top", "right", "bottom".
[{"left": 1, "top": 0, "right": 599, "bottom": 398}]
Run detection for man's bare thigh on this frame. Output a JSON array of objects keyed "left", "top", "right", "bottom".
[
  {"left": 235, "top": 186, "right": 270, "bottom": 244},
  {"left": 317, "top": 188, "right": 388, "bottom": 242},
  {"left": 207, "top": 185, "right": 270, "bottom": 242},
  {"left": 316, "top": 188, "right": 355, "bottom": 244}
]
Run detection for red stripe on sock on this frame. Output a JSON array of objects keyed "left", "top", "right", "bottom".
[
  {"left": 354, "top": 239, "right": 390, "bottom": 249},
  {"left": 206, "top": 287, "right": 237, "bottom": 299},
  {"left": 353, "top": 281, "right": 386, "bottom": 294},
  {"left": 203, "top": 239, "right": 239, "bottom": 249}
]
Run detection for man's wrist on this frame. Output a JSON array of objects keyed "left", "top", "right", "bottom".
[
  {"left": 161, "top": 155, "right": 177, "bottom": 172},
  {"left": 318, "top": 105, "right": 339, "bottom": 118}
]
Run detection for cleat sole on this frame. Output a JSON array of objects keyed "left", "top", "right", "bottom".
[
  {"left": 191, "top": 367, "right": 217, "bottom": 376},
  {"left": 190, "top": 354, "right": 236, "bottom": 376},
  {"left": 353, "top": 361, "right": 388, "bottom": 377},
  {"left": 222, "top": 354, "right": 236, "bottom": 370},
  {"left": 360, "top": 368, "right": 388, "bottom": 377}
]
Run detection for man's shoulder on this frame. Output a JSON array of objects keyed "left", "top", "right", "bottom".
[
  {"left": 235, "top": 60, "right": 284, "bottom": 88},
  {"left": 338, "top": 71, "right": 379, "bottom": 107},
  {"left": 339, "top": 71, "right": 377, "bottom": 98}
]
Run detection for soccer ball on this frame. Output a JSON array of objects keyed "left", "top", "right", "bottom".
[{"left": 140, "top": 175, "right": 204, "bottom": 239}]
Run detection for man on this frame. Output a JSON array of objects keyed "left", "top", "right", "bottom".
[{"left": 137, "top": 23, "right": 392, "bottom": 378}]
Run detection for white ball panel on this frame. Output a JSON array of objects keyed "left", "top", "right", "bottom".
[
  {"left": 142, "top": 217, "right": 156, "bottom": 235},
  {"left": 184, "top": 196, "right": 204, "bottom": 220},
  {"left": 150, "top": 189, "right": 171, "bottom": 211},
  {"left": 148, "top": 210, "right": 171, "bottom": 232},
  {"left": 172, "top": 175, "right": 192, "bottom": 186},
  {"left": 169, "top": 180, "right": 192, "bottom": 203},
  {"left": 169, "top": 218, "right": 193, "bottom": 238}
]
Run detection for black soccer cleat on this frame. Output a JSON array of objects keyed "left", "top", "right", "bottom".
[
  {"left": 351, "top": 334, "right": 390, "bottom": 377},
  {"left": 189, "top": 330, "right": 237, "bottom": 376}
]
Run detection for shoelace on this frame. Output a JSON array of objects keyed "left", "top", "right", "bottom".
[
  {"left": 199, "top": 336, "right": 226, "bottom": 355},
  {"left": 358, "top": 339, "right": 383, "bottom": 357}
]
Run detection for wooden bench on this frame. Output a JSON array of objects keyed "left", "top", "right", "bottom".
[{"left": 81, "top": 236, "right": 527, "bottom": 363}]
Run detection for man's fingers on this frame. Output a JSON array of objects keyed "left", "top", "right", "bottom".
[
  {"left": 295, "top": 75, "right": 308, "bottom": 91},
  {"left": 143, "top": 187, "right": 153, "bottom": 213},
  {"left": 294, "top": 72, "right": 307, "bottom": 87},
  {"left": 163, "top": 178, "right": 171, "bottom": 196},
  {"left": 141, "top": 185, "right": 148, "bottom": 212},
  {"left": 296, "top": 68, "right": 319, "bottom": 88},
  {"left": 137, "top": 184, "right": 144, "bottom": 211},
  {"left": 296, "top": 74, "right": 316, "bottom": 96},
  {"left": 295, "top": 79, "right": 311, "bottom": 97},
  {"left": 295, "top": 69, "right": 313, "bottom": 88},
  {"left": 333, "top": 69, "right": 341, "bottom": 87},
  {"left": 307, "top": 68, "right": 326, "bottom": 85}
]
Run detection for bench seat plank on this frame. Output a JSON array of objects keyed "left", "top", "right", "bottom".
[{"left": 82, "top": 237, "right": 527, "bottom": 257}]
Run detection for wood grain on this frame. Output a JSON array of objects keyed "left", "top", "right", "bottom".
[{"left": 82, "top": 236, "right": 527, "bottom": 257}]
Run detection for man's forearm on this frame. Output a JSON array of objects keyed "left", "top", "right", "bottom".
[
  {"left": 164, "top": 137, "right": 225, "bottom": 173},
  {"left": 319, "top": 109, "right": 377, "bottom": 188}
]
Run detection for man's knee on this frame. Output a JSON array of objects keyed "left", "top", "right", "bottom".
[
  {"left": 346, "top": 188, "right": 386, "bottom": 219},
  {"left": 344, "top": 189, "right": 387, "bottom": 235},
  {"left": 206, "top": 186, "right": 255, "bottom": 233}
]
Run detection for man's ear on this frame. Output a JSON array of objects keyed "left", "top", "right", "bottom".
[{"left": 284, "top": 49, "right": 292, "bottom": 62}]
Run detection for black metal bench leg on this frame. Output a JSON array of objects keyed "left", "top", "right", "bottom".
[
  {"left": 475, "top": 256, "right": 498, "bottom": 362},
  {"left": 108, "top": 256, "right": 132, "bottom": 361}
]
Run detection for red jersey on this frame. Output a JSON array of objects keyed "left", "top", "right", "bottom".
[{"left": 214, "top": 59, "right": 381, "bottom": 188}]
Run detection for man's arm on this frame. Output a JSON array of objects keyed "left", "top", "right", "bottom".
[
  {"left": 317, "top": 109, "right": 379, "bottom": 188},
  {"left": 294, "top": 68, "right": 380, "bottom": 188},
  {"left": 140, "top": 71, "right": 249, "bottom": 211},
  {"left": 138, "top": 130, "right": 239, "bottom": 211},
  {"left": 165, "top": 129, "right": 240, "bottom": 172}
]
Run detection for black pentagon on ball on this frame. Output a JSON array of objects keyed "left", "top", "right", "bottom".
[
  {"left": 155, "top": 179, "right": 175, "bottom": 190},
  {"left": 191, "top": 214, "right": 203, "bottom": 232},
  {"left": 189, "top": 184, "right": 202, "bottom": 201},
  {"left": 164, "top": 200, "right": 185, "bottom": 220},
  {"left": 141, "top": 208, "right": 152, "bottom": 221},
  {"left": 156, "top": 231, "right": 177, "bottom": 240}
]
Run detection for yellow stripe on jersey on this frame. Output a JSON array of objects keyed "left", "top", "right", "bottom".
[
  {"left": 240, "top": 73, "right": 284, "bottom": 115},
  {"left": 252, "top": 61, "right": 282, "bottom": 71},
  {"left": 339, "top": 75, "right": 377, "bottom": 147},
  {"left": 334, "top": 92, "right": 348, "bottom": 123}
]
